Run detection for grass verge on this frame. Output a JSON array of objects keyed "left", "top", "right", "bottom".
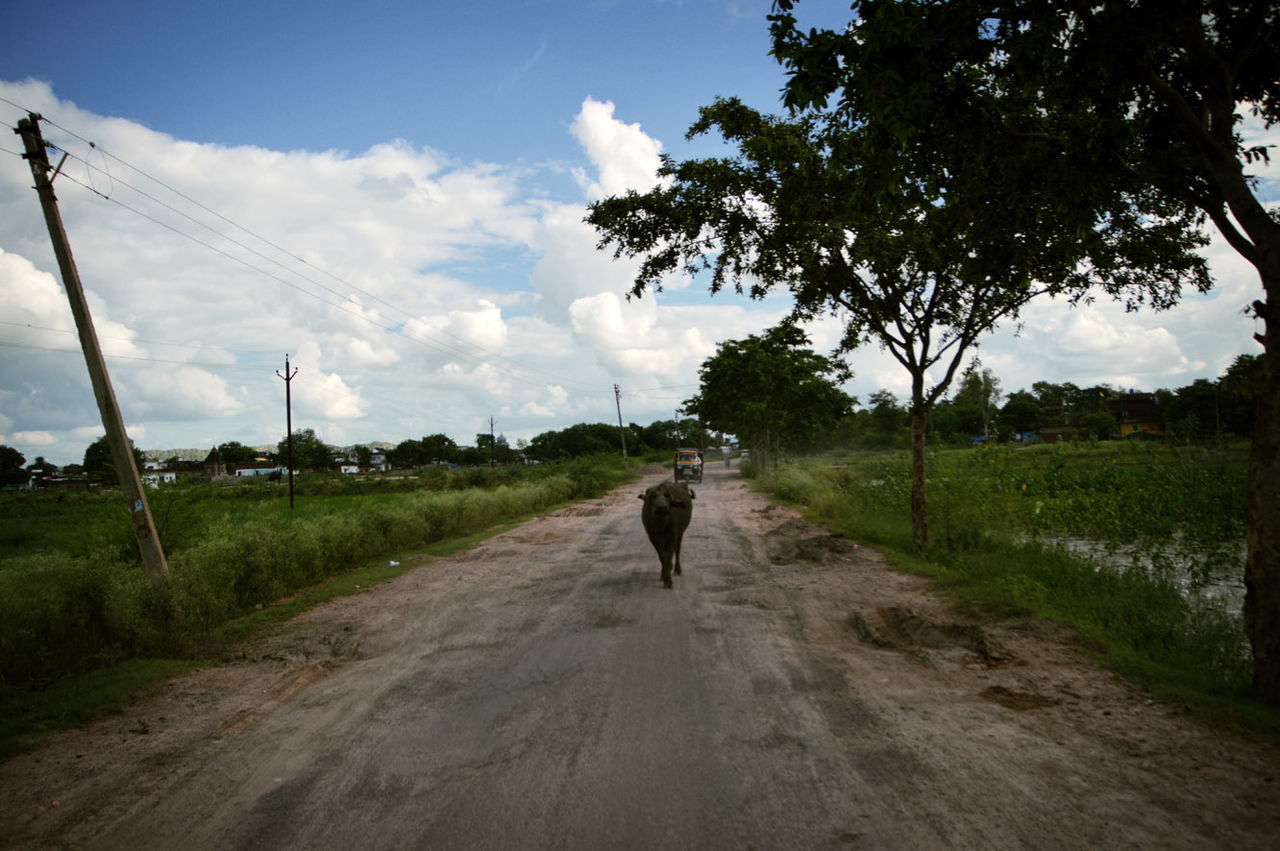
[
  {"left": 1, "top": 460, "right": 631, "bottom": 758},
  {"left": 757, "top": 450, "right": 1279, "bottom": 742}
]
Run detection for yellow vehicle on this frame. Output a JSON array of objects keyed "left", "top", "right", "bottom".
[{"left": 674, "top": 448, "right": 703, "bottom": 483}]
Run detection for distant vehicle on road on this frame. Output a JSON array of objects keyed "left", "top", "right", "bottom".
[{"left": 674, "top": 448, "right": 703, "bottom": 483}]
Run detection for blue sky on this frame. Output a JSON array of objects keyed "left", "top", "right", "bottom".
[
  {"left": 1, "top": 1, "right": 1275, "bottom": 466},
  {"left": 14, "top": 1, "right": 815, "bottom": 162}
]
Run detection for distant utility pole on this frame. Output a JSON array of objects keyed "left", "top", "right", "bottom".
[
  {"left": 277, "top": 355, "right": 298, "bottom": 509},
  {"left": 489, "top": 416, "right": 496, "bottom": 467},
  {"left": 15, "top": 113, "right": 169, "bottom": 584},
  {"left": 615, "top": 384, "right": 630, "bottom": 471}
]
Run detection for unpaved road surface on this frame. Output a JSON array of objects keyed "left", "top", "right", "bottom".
[{"left": 3, "top": 465, "right": 1278, "bottom": 848}]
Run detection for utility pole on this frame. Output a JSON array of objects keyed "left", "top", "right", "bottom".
[
  {"left": 489, "top": 416, "right": 496, "bottom": 467},
  {"left": 614, "top": 384, "right": 630, "bottom": 471},
  {"left": 14, "top": 114, "right": 168, "bottom": 582},
  {"left": 277, "top": 355, "right": 298, "bottom": 509}
]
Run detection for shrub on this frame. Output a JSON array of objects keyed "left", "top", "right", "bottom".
[{"left": 0, "top": 455, "right": 634, "bottom": 686}]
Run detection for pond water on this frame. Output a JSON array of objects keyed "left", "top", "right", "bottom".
[{"left": 1034, "top": 534, "right": 1247, "bottom": 614}]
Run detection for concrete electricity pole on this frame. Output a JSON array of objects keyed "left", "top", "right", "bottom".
[{"left": 14, "top": 113, "right": 168, "bottom": 583}]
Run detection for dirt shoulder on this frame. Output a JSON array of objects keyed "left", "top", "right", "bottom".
[{"left": 1, "top": 465, "right": 1277, "bottom": 848}]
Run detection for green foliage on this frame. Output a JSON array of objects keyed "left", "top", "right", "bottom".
[
  {"left": 525, "top": 422, "right": 629, "bottom": 461},
  {"left": 82, "top": 435, "right": 147, "bottom": 474},
  {"left": 0, "top": 445, "right": 27, "bottom": 487},
  {"left": 277, "top": 427, "right": 336, "bottom": 471},
  {"left": 387, "top": 433, "right": 460, "bottom": 468},
  {"left": 682, "top": 324, "right": 853, "bottom": 467},
  {"left": 0, "top": 456, "right": 631, "bottom": 687},
  {"left": 215, "top": 441, "right": 260, "bottom": 465}
]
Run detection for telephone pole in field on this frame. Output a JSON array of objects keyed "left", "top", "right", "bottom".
[
  {"left": 277, "top": 355, "right": 298, "bottom": 509},
  {"left": 14, "top": 113, "right": 168, "bottom": 582},
  {"left": 489, "top": 416, "right": 496, "bottom": 467},
  {"left": 614, "top": 384, "right": 630, "bottom": 471}
]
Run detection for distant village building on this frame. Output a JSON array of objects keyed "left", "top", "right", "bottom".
[
  {"left": 142, "top": 471, "right": 177, "bottom": 487},
  {"left": 235, "top": 465, "right": 285, "bottom": 478},
  {"left": 203, "top": 448, "right": 227, "bottom": 479}
]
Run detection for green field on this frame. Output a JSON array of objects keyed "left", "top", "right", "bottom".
[{"left": 753, "top": 441, "right": 1275, "bottom": 735}]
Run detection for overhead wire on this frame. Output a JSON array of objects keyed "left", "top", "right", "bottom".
[
  {"left": 4, "top": 99, "right": 694, "bottom": 437},
  {"left": 0, "top": 337, "right": 267, "bottom": 371},
  {"left": 5, "top": 98, "right": 613, "bottom": 395},
  {"left": 30, "top": 114, "right": 611, "bottom": 394}
]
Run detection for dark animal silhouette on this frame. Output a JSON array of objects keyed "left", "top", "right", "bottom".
[{"left": 639, "top": 481, "right": 695, "bottom": 588}]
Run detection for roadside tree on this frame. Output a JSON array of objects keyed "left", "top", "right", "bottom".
[
  {"left": 768, "top": 0, "right": 1279, "bottom": 699},
  {"left": 680, "top": 324, "right": 853, "bottom": 470},
  {"left": 216, "top": 441, "right": 258, "bottom": 465},
  {"left": 589, "top": 85, "right": 1200, "bottom": 550},
  {"left": 277, "top": 428, "right": 335, "bottom": 472}
]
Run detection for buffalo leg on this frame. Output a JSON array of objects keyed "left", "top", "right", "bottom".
[{"left": 660, "top": 552, "right": 674, "bottom": 588}]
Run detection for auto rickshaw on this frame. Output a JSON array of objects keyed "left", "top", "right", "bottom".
[{"left": 674, "top": 448, "right": 703, "bottom": 483}]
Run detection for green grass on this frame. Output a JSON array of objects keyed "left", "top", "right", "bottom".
[
  {"left": 0, "top": 519, "right": 534, "bottom": 759},
  {"left": 0, "top": 456, "right": 634, "bottom": 756},
  {"left": 758, "top": 445, "right": 1278, "bottom": 740}
]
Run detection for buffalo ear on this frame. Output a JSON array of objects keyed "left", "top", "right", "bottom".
[{"left": 637, "top": 493, "right": 646, "bottom": 500}]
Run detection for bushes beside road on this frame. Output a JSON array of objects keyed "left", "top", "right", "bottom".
[{"left": 0, "top": 456, "right": 630, "bottom": 688}]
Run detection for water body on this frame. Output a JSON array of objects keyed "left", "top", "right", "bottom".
[{"left": 1034, "top": 534, "right": 1246, "bottom": 614}]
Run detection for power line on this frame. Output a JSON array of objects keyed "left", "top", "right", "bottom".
[
  {"left": 0, "top": 335, "right": 264, "bottom": 368},
  {"left": 33, "top": 125, "right": 610, "bottom": 394},
  {"left": 47, "top": 165, "right": 603, "bottom": 391},
  {"left": 2, "top": 93, "right": 597, "bottom": 391},
  {"left": 27, "top": 108, "right": 567, "bottom": 370},
  {"left": 0, "top": 319, "right": 284, "bottom": 357}
]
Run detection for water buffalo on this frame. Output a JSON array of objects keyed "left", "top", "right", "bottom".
[{"left": 639, "top": 481, "right": 695, "bottom": 588}]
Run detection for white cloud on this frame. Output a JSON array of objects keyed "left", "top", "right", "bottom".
[
  {"left": 519, "top": 385, "right": 569, "bottom": 418},
  {"left": 2, "top": 78, "right": 1273, "bottom": 465},
  {"left": 570, "top": 97, "right": 665, "bottom": 199},
  {"left": 9, "top": 430, "right": 56, "bottom": 447},
  {"left": 130, "top": 366, "right": 247, "bottom": 419},
  {"left": 291, "top": 342, "right": 365, "bottom": 420}
]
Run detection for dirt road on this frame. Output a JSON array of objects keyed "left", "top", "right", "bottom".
[{"left": 2, "top": 465, "right": 1278, "bottom": 848}]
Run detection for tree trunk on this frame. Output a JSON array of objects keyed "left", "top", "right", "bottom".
[
  {"left": 1246, "top": 272, "right": 1280, "bottom": 703},
  {"left": 909, "top": 375, "right": 929, "bottom": 552}
]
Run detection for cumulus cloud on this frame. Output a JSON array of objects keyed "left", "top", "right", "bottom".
[
  {"left": 8, "top": 430, "right": 56, "bottom": 447},
  {"left": 290, "top": 342, "right": 365, "bottom": 420},
  {"left": 570, "top": 97, "right": 665, "bottom": 199},
  {"left": 2, "top": 78, "right": 1270, "bottom": 465},
  {"left": 130, "top": 366, "right": 247, "bottom": 419}
]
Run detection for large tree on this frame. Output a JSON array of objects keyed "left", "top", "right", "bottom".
[
  {"left": 589, "top": 86, "right": 1202, "bottom": 549},
  {"left": 525, "top": 423, "right": 630, "bottom": 461},
  {"left": 277, "top": 428, "right": 335, "bottom": 472},
  {"left": 768, "top": 0, "right": 1280, "bottom": 701},
  {"left": 0, "top": 445, "right": 26, "bottom": 487},
  {"left": 83, "top": 435, "right": 147, "bottom": 475},
  {"left": 216, "top": 441, "right": 259, "bottom": 465},
  {"left": 681, "top": 324, "right": 854, "bottom": 469}
]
